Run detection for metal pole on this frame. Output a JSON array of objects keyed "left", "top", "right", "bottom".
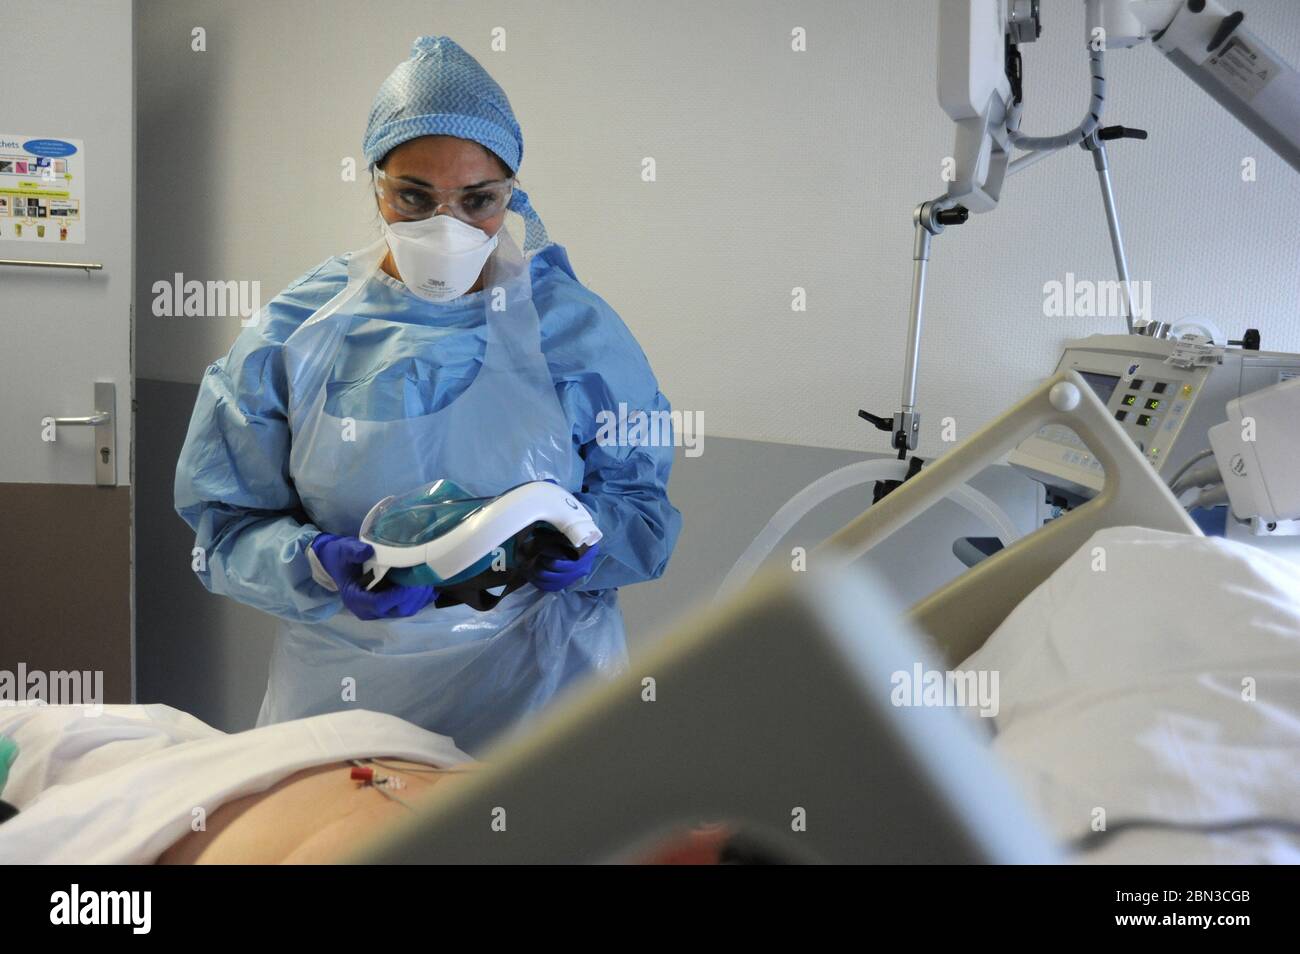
[
  {"left": 1089, "top": 139, "right": 1138, "bottom": 334},
  {"left": 900, "top": 226, "right": 932, "bottom": 413}
]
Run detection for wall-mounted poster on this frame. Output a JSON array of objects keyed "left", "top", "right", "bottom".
[{"left": 0, "top": 135, "right": 85, "bottom": 244}]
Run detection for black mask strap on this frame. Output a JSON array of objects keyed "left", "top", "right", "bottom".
[{"left": 431, "top": 525, "right": 584, "bottom": 612}]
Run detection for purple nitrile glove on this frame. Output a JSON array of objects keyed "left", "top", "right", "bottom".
[
  {"left": 527, "top": 542, "right": 601, "bottom": 593},
  {"left": 310, "top": 533, "right": 436, "bottom": 621}
]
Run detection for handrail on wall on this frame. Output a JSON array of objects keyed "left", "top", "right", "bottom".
[{"left": 0, "top": 259, "right": 103, "bottom": 271}]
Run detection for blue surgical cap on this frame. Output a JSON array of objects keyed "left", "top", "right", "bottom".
[{"left": 364, "top": 36, "right": 549, "bottom": 252}]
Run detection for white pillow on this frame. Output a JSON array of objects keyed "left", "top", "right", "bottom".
[{"left": 964, "top": 526, "right": 1300, "bottom": 863}]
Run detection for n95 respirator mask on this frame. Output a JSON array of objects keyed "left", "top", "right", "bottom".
[{"left": 382, "top": 214, "right": 500, "bottom": 302}]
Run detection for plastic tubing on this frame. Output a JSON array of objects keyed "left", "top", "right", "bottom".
[{"left": 715, "top": 458, "right": 1022, "bottom": 600}]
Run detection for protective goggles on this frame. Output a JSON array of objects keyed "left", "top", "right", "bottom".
[
  {"left": 373, "top": 169, "right": 514, "bottom": 224},
  {"left": 359, "top": 479, "right": 602, "bottom": 611}
]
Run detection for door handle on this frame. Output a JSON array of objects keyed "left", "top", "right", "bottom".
[
  {"left": 46, "top": 382, "right": 116, "bottom": 486},
  {"left": 52, "top": 412, "right": 110, "bottom": 426}
]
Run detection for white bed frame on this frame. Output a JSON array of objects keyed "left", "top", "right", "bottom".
[{"left": 825, "top": 370, "right": 1200, "bottom": 664}]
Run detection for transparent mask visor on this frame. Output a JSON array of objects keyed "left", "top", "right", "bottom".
[{"left": 362, "top": 478, "right": 493, "bottom": 548}]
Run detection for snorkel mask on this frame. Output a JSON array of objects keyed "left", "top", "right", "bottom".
[{"left": 359, "top": 479, "right": 602, "bottom": 611}]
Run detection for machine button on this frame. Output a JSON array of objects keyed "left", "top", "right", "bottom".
[
  {"left": 1115, "top": 409, "right": 1129, "bottom": 422},
  {"left": 1152, "top": 382, "right": 1168, "bottom": 394},
  {"left": 1131, "top": 378, "right": 1145, "bottom": 390}
]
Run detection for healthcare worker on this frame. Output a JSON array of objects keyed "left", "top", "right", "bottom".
[{"left": 175, "top": 36, "right": 682, "bottom": 754}]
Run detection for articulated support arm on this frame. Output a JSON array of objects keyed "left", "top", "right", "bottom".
[{"left": 860, "top": 201, "right": 968, "bottom": 461}]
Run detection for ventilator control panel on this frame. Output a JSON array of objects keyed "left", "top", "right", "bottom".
[{"left": 1009, "top": 334, "right": 1300, "bottom": 502}]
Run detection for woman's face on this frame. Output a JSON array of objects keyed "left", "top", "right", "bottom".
[{"left": 376, "top": 135, "right": 512, "bottom": 236}]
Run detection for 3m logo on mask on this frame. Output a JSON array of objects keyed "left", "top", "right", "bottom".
[{"left": 418, "top": 276, "right": 454, "bottom": 296}]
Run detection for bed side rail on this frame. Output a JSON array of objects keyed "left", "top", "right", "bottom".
[{"left": 821, "top": 370, "right": 1199, "bottom": 664}]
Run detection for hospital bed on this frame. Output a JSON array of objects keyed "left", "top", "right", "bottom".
[
  {"left": 6, "top": 373, "right": 1293, "bottom": 864},
  {"left": 354, "top": 369, "right": 1300, "bottom": 864}
]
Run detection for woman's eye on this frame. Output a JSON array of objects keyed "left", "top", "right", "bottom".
[
  {"left": 462, "top": 192, "right": 493, "bottom": 212},
  {"left": 398, "top": 189, "right": 435, "bottom": 211}
]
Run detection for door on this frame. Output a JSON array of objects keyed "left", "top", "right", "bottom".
[{"left": 0, "top": 0, "right": 134, "bottom": 705}]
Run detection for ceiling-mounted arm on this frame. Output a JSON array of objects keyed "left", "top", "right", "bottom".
[
  {"left": 940, "top": 0, "right": 1300, "bottom": 213},
  {"left": 935, "top": 0, "right": 1030, "bottom": 213},
  {"left": 860, "top": 201, "right": 968, "bottom": 462},
  {"left": 1145, "top": 0, "right": 1300, "bottom": 172}
]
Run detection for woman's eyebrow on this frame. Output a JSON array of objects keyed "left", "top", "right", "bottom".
[{"left": 393, "top": 175, "right": 500, "bottom": 190}]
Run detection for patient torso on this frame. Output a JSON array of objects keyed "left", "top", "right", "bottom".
[{"left": 156, "top": 758, "right": 467, "bottom": 864}]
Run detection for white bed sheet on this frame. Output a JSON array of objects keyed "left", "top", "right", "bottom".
[
  {"left": 0, "top": 704, "right": 470, "bottom": 864},
  {"left": 965, "top": 526, "right": 1300, "bottom": 864}
]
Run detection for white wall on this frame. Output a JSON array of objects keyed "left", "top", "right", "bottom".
[{"left": 137, "top": 0, "right": 1300, "bottom": 458}]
